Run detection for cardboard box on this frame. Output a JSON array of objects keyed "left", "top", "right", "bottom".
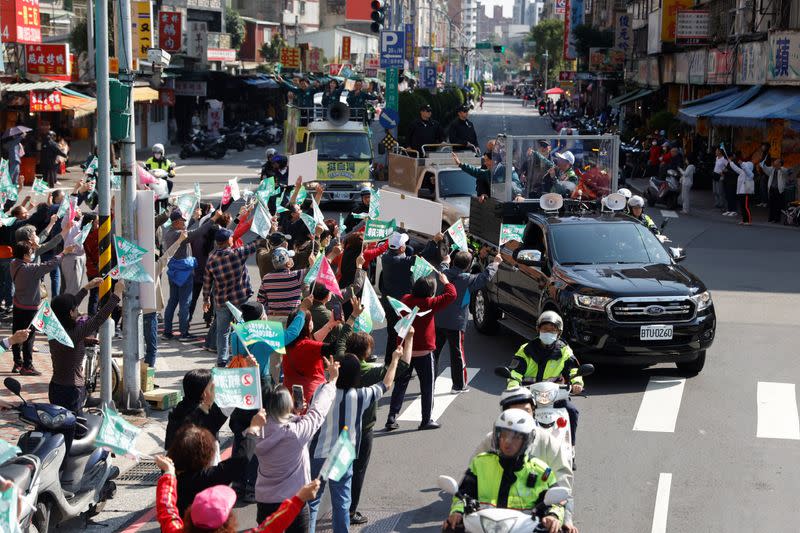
[
  {"left": 144, "top": 389, "right": 182, "bottom": 411},
  {"left": 140, "top": 366, "right": 155, "bottom": 393}
]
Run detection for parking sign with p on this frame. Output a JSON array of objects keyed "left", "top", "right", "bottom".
[{"left": 380, "top": 30, "right": 405, "bottom": 68}]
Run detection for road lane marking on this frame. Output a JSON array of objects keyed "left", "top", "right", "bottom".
[
  {"left": 397, "top": 367, "right": 479, "bottom": 422},
  {"left": 651, "top": 473, "right": 672, "bottom": 533},
  {"left": 174, "top": 165, "right": 185, "bottom": 170},
  {"left": 757, "top": 382, "right": 800, "bottom": 440},
  {"left": 660, "top": 210, "right": 679, "bottom": 218},
  {"left": 633, "top": 376, "right": 686, "bottom": 432}
]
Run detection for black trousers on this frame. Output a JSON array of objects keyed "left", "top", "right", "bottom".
[
  {"left": 724, "top": 176, "right": 739, "bottom": 212},
  {"left": 349, "top": 427, "right": 373, "bottom": 513},
  {"left": 381, "top": 297, "right": 400, "bottom": 365},
  {"left": 257, "top": 501, "right": 310, "bottom": 533},
  {"left": 433, "top": 328, "right": 467, "bottom": 390},
  {"left": 768, "top": 188, "right": 785, "bottom": 222},
  {"left": 11, "top": 307, "right": 37, "bottom": 367},
  {"left": 389, "top": 353, "right": 435, "bottom": 423},
  {"left": 565, "top": 399, "right": 579, "bottom": 446},
  {"left": 49, "top": 382, "right": 86, "bottom": 415}
]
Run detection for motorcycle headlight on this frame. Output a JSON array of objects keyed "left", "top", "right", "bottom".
[
  {"left": 574, "top": 294, "right": 612, "bottom": 311},
  {"left": 37, "top": 410, "right": 54, "bottom": 428},
  {"left": 479, "top": 516, "right": 515, "bottom": 533},
  {"left": 691, "top": 290, "right": 712, "bottom": 311},
  {"left": 535, "top": 389, "right": 558, "bottom": 406}
]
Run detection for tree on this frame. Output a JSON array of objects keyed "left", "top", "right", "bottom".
[
  {"left": 260, "top": 34, "right": 287, "bottom": 62},
  {"left": 573, "top": 24, "right": 613, "bottom": 61},
  {"left": 70, "top": 19, "right": 89, "bottom": 54},
  {"left": 527, "top": 19, "right": 564, "bottom": 68},
  {"left": 225, "top": 7, "right": 246, "bottom": 51}
]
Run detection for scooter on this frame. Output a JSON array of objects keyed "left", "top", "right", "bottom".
[
  {"left": 180, "top": 129, "right": 227, "bottom": 159},
  {"left": 646, "top": 168, "right": 681, "bottom": 209},
  {"left": 538, "top": 101, "right": 547, "bottom": 116},
  {"left": 437, "top": 475, "right": 570, "bottom": 533},
  {"left": 0, "top": 453, "right": 41, "bottom": 532},
  {"left": 4, "top": 378, "right": 119, "bottom": 531}
]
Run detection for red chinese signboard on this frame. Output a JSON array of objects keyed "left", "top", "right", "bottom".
[
  {"left": 329, "top": 64, "right": 341, "bottom": 75},
  {"left": 159, "top": 88, "right": 175, "bottom": 107},
  {"left": 25, "top": 43, "right": 69, "bottom": 75},
  {"left": 0, "top": 0, "right": 42, "bottom": 44},
  {"left": 280, "top": 47, "right": 301, "bottom": 69},
  {"left": 158, "top": 11, "right": 181, "bottom": 52},
  {"left": 341, "top": 36, "right": 351, "bottom": 62},
  {"left": 29, "top": 90, "right": 62, "bottom": 112}
]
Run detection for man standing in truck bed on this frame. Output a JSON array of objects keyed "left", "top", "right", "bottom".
[
  {"left": 447, "top": 105, "right": 478, "bottom": 149},
  {"left": 407, "top": 104, "right": 445, "bottom": 155}
]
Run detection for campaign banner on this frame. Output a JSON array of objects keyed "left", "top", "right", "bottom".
[
  {"left": 32, "top": 300, "right": 73, "bottom": 347},
  {"left": 114, "top": 236, "right": 147, "bottom": 267},
  {"left": 233, "top": 320, "right": 285, "bottom": 352},
  {"left": 363, "top": 219, "right": 396, "bottom": 242},
  {"left": 212, "top": 367, "right": 262, "bottom": 410},
  {"left": 95, "top": 408, "right": 142, "bottom": 456},
  {"left": 499, "top": 224, "right": 525, "bottom": 245},
  {"left": 445, "top": 219, "right": 468, "bottom": 251}
]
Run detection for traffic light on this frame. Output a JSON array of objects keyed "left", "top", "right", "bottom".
[
  {"left": 109, "top": 78, "right": 132, "bottom": 141},
  {"left": 370, "top": 0, "right": 385, "bottom": 33},
  {"left": 493, "top": 45, "right": 505, "bottom": 54}
]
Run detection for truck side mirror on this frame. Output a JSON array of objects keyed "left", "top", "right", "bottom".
[
  {"left": 516, "top": 249, "right": 542, "bottom": 267},
  {"left": 669, "top": 247, "right": 686, "bottom": 262}
]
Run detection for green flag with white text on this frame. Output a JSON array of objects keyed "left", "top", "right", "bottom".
[
  {"left": 354, "top": 280, "right": 386, "bottom": 333},
  {"left": 319, "top": 427, "right": 357, "bottom": 482},
  {"left": 31, "top": 177, "right": 48, "bottom": 195},
  {"left": 499, "top": 224, "right": 525, "bottom": 245},
  {"left": 32, "top": 300, "right": 74, "bottom": 347},
  {"left": 446, "top": 219, "right": 469, "bottom": 251},
  {"left": 411, "top": 255, "right": 436, "bottom": 282},
  {"left": 305, "top": 253, "right": 323, "bottom": 284},
  {"left": 95, "top": 408, "right": 142, "bottom": 456},
  {"left": 212, "top": 367, "right": 262, "bottom": 410},
  {"left": 363, "top": 219, "right": 396, "bottom": 243},
  {"left": 233, "top": 320, "right": 285, "bottom": 352}
]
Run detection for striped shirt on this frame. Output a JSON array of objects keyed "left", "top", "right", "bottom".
[
  {"left": 313, "top": 383, "right": 388, "bottom": 460},
  {"left": 256, "top": 268, "right": 307, "bottom": 315},
  {"left": 203, "top": 242, "right": 257, "bottom": 308}
]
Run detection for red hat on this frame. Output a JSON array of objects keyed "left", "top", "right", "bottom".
[{"left": 191, "top": 485, "right": 236, "bottom": 529}]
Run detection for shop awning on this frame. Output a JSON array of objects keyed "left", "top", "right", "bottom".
[
  {"left": 710, "top": 88, "right": 800, "bottom": 127},
  {"left": 679, "top": 87, "right": 739, "bottom": 108},
  {"left": 60, "top": 93, "right": 96, "bottom": 118},
  {"left": 608, "top": 88, "right": 640, "bottom": 107},
  {"left": 241, "top": 75, "right": 279, "bottom": 89},
  {"left": 677, "top": 85, "right": 762, "bottom": 125},
  {"left": 611, "top": 88, "right": 655, "bottom": 108},
  {"left": 0, "top": 81, "right": 67, "bottom": 93},
  {"left": 133, "top": 87, "right": 160, "bottom": 103}
]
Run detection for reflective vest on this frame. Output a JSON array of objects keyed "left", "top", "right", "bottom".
[
  {"left": 507, "top": 339, "right": 583, "bottom": 388},
  {"left": 638, "top": 213, "right": 658, "bottom": 233},
  {"left": 450, "top": 452, "right": 564, "bottom": 522},
  {"left": 145, "top": 157, "right": 175, "bottom": 175}
]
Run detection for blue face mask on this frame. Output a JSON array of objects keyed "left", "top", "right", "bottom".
[{"left": 539, "top": 332, "right": 558, "bottom": 345}]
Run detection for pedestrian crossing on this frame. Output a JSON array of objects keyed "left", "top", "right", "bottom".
[
  {"left": 397, "top": 367, "right": 479, "bottom": 423},
  {"left": 633, "top": 376, "right": 686, "bottom": 433},
  {"left": 756, "top": 382, "right": 800, "bottom": 440}
]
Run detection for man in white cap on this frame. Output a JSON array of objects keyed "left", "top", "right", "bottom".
[{"left": 548, "top": 151, "right": 579, "bottom": 197}]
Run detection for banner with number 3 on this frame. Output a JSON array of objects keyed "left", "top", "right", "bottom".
[{"left": 212, "top": 367, "right": 262, "bottom": 410}]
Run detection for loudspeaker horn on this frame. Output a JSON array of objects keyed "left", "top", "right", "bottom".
[{"left": 539, "top": 193, "right": 564, "bottom": 212}]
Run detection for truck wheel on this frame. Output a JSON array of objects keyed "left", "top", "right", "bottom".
[
  {"left": 676, "top": 350, "right": 705, "bottom": 376},
  {"left": 473, "top": 288, "right": 499, "bottom": 334}
]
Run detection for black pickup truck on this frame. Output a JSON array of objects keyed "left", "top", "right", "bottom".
[{"left": 468, "top": 197, "right": 716, "bottom": 374}]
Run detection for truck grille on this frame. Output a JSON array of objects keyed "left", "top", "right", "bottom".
[
  {"left": 608, "top": 298, "right": 695, "bottom": 324},
  {"left": 325, "top": 182, "right": 355, "bottom": 190}
]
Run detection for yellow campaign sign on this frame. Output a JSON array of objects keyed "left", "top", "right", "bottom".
[
  {"left": 317, "top": 161, "right": 370, "bottom": 181},
  {"left": 135, "top": 1, "right": 153, "bottom": 60},
  {"left": 280, "top": 47, "right": 302, "bottom": 69},
  {"left": 661, "top": 0, "right": 693, "bottom": 41}
]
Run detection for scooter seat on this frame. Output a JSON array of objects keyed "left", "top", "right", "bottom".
[
  {"left": 69, "top": 413, "right": 103, "bottom": 456},
  {"left": 0, "top": 459, "right": 34, "bottom": 489}
]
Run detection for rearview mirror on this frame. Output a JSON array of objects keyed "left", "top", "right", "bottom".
[
  {"left": 543, "top": 486, "right": 570, "bottom": 506},
  {"left": 494, "top": 366, "right": 513, "bottom": 379},
  {"left": 437, "top": 475, "right": 459, "bottom": 495},
  {"left": 516, "top": 249, "right": 542, "bottom": 267},
  {"left": 4, "top": 377, "right": 22, "bottom": 398},
  {"left": 669, "top": 247, "right": 686, "bottom": 262},
  {"left": 576, "top": 363, "right": 594, "bottom": 377}
]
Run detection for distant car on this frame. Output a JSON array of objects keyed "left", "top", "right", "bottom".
[{"left": 504, "top": 85, "right": 515, "bottom": 95}]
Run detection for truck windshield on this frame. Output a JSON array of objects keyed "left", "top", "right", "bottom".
[
  {"left": 549, "top": 222, "right": 670, "bottom": 265},
  {"left": 309, "top": 133, "right": 372, "bottom": 160},
  {"left": 438, "top": 169, "right": 477, "bottom": 198}
]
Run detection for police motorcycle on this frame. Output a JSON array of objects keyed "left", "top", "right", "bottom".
[
  {"left": 180, "top": 128, "right": 227, "bottom": 160},
  {"left": 0, "top": 453, "right": 41, "bottom": 532},
  {"left": 3, "top": 378, "right": 119, "bottom": 531},
  {"left": 494, "top": 365, "right": 594, "bottom": 470},
  {"left": 437, "top": 475, "right": 570, "bottom": 533},
  {"left": 646, "top": 168, "right": 681, "bottom": 210}
]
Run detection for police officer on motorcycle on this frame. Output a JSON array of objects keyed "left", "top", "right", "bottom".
[
  {"left": 506, "top": 311, "right": 583, "bottom": 447},
  {"left": 443, "top": 409, "right": 565, "bottom": 533},
  {"left": 145, "top": 143, "right": 176, "bottom": 211},
  {"left": 628, "top": 195, "right": 660, "bottom": 235}
]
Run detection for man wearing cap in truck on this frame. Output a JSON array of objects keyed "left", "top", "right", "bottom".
[
  {"left": 447, "top": 105, "right": 478, "bottom": 148},
  {"left": 407, "top": 104, "right": 446, "bottom": 155},
  {"left": 547, "top": 151, "right": 579, "bottom": 197}
]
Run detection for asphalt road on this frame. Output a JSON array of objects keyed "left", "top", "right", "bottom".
[{"left": 128, "top": 94, "right": 800, "bottom": 532}]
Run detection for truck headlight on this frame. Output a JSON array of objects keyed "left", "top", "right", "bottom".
[
  {"left": 306, "top": 181, "right": 319, "bottom": 189},
  {"left": 691, "top": 291, "right": 712, "bottom": 311},
  {"left": 574, "top": 294, "right": 612, "bottom": 311}
]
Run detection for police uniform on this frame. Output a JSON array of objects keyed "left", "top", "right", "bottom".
[
  {"left": 637, "top": 213, "right": 659, "bottom": 234},
  {"left": 407, "top": 118, "right": 445, "bottom": 155},
  {"left": 145, "top": 156, "right": 176, "bottom": 211},
  {"left": 448, "top": 117, "right": 478, "bottom": 147}
]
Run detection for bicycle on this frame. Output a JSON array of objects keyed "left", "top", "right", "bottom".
[{"left": 84, "top": 337, "right": 121, "bottom": 407}]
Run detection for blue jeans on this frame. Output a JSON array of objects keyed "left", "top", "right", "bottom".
[
  {"left": 0, "top": 257, "right": 13, "bottom": 307},
  {"left": 164, "top": 275, "right": 193, "bottom": 336},
  {"left": 204, "top": 314, "right": 217, "bottom": 350},
  {"left": 215, "top": 305, "right": 233, "bottom": 366},
  {"left": 308, "top": 456, "right": 353, "bottom": 533},
  {"left": 88, "top": 287, "right": 99, "bottom": 316},
  {"left": 49, "top": 266, "right": 61, "bottom": 297},
  {"left": 143, "top": 312, "right": 158, "bottom": 367}
]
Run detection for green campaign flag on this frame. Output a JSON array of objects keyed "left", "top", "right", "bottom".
[
  {"left": 394, "top": 306, "right": 419, "bottom": 338},
  {"left": 111, "top": 174, "right": 121, "bottom": 190},
  {"left": 354, "top": 280, "right": 386, "bottom": 333},
  {"left": 85, "top": 156, "right": 98, "bottom": 175},
  {"left": 304, "top": 253, "right": 323, "bottom": 284},
  {"left": 74, "top": 222, "right": 92, "bottom": 246},
  {"left": 251, "top": 200, "right": 272, "bottom": 238},
  {"left": 32, "top": 177, "right": 48, "bottom": 194},
  {"left": 114, "top": 236, "right": 147, "bottom": 266},
  {"left": 411, "top": 255, "right": 436, "bottom": 282},
  {"left": 363, "top": 219, "right": 396, "bottom": 243},
  {"left": 499, "top": 224, "right": 526, "bottom": 245},
  {"left": 0, "top": 481, "right": 20, "bottom": 533},
  {"left": 32, "top": 300, "right": 74, "bottom": 348},
  {"left": 338, "top": 212, "right": 346, "bottom": 232},
  {"left": 0, "top": 438, "right": 20, "bottom": 465},
  {"left": 256, "top": 188, "right": 272, "bottom": 208},
  {"left": 368, "top": 187, "right": 381, "bottom": 219},
  {"left": 226, "top": 301, "right": 244, "bottom": 324},
  {"left": 446, "top": 219, "right": 469, "bottom": 251},
  {"left": 299, "top": 212, "right": 318, "bottom": 235},
  {"left": 164, "top": 190, "right": 199, "bottom": 229},
  {"left": 386, "top": 295, "right": 411, "bottom": 317},
  {"left": 194, "top": 182, "right": 202, "bottom": 202},
  {"left": 0, "top": 215, "right": 16, "bottom": 227},
  {"left": 212, "top": 367, "right": 262, "bottom": 410},
  {"left": 234, "top": 320, "right": 285, "bottom": 352},
  {"left": 95, "top": 408, "right": 142, "bottom": 456},
  {"left": 258, "top": 177, "right": 275, "bottom": 193},
  {"left": 319, "top": 428, "right": 357, "bottom": 482},
  {"left": 311, "top": 197, "right": 325, "bottom": 225},
  {"left": 111, "top": 261, "right": 153, "bottom": 282},
  {"left": 56, "top": 199, "right": 69, "bottom": 219}
]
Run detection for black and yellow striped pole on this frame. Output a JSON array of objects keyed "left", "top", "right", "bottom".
[{"left": 98, "top": 215, "right": 112, "bottom": 307}]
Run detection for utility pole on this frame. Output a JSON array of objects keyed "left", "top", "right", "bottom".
[
  {"left": 117, "top": 0, "right": 144, "bottom": 412},
  {"left": 87, "top": 0, "right": 95, "bottom": 79},
  {"left": 94, "top": 0, "right": 112, "bottom": 408},
  {"left": 543, "top": 50, "right": 549, "bottom": 91}
]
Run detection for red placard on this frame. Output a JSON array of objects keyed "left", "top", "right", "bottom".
[
  {"left": 280, "top": 47, "right": 301, "bottom": 69},
  {"left": 70, "top": 53, "right": 80, "bottom": 81},
  {"left": 0, "top": 0, "right": 42, "bottom": 44},
  {"left": 159, "top": 88, "right": 175, "bottom": 107},
  {"left": 158, "top": 11, "right": 181, "bottom": 52},
  {"left": 329, "top": 64, "right": 341, "bottom": 75},
  {"left": 29, "top": 90, "right": 62, "bottom": 112},
  {"left": 341, "top": 36, "right": 351, "bottom": 62},
  {"left": 345, "top": 0, "right": 371, "bottom": 21},
  {"left": 25, "top": 43, "right": 69, "bottom": 75}
]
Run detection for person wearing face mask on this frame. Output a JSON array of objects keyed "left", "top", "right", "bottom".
[{"left": 504, "top": 311, "right": 583, "bottom": 447}]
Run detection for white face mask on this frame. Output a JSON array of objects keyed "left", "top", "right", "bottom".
[{"left": 539, "top": 332, "right": 558, "bottom": 345}]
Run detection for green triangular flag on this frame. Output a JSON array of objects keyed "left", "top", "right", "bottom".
[
  {"left": 95, "top": 407, "right": 142, "bottom": 456},
  {"left": 394, "top": 306, "right": 419, "bottom": 338},
  {"left": 305, "top": 253, "right": 323, "bottom": 284},
  {"left": 446, "top": 219, "right": 469, "bottom": 251},
  {"left": 319, "top": 428, "right": 357, "bottom": 482},
  {"left": 300, "top": 212, "right": 317, "bottom": 235},
  {"left": 354, "top": 280, "right": 386, "bottom": 333},
  {"left": 251, "top": 200, "right": 272, "bottom": 238},
  {"left": 225, "top": 301, "right": 245, "bottom": 324},
  {"left": 411, "top": 255, "right": 436, "bottom": 282},
  {"left": 31, "top": 178, "right": 48, "bottom": 195},
  {"left": 31, "top": 300, "right": 74, "bottom": 347}
]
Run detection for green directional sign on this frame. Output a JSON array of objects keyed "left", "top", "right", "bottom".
[{"left": 476, "top": 42, "right": 492, "bottom": 50}]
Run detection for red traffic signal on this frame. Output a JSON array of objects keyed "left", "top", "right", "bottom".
[{"left": 370, "top": 0, "right": 385, "bottom": 32}]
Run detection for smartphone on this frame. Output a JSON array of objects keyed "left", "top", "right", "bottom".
[
  {"left": 292, "top": 385, "right": 304, "bottom": 410},
  {"left": 331, "top": 300, "right": 344, "bottom": 322}
]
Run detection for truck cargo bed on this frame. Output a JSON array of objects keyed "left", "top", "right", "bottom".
[{"left": 468, "top": 196, "right": 541, "bottom": 245}]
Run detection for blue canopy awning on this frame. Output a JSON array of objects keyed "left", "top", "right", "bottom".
[
  {"left": 676, "top": 85, "right": 763, "bottom": 126},
  {"left": 712, "top": 88, "right": 800, "bottom": 127},
  {"left": 242, "top": 75, "right": 279, "bottom": 89},
  {"left": 679, "top": 87, "right": 739, "bottom": 108}
]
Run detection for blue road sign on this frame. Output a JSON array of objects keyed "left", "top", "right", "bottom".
[
  {"left": 379, "top": 107, "right": 399, "bottom": 130},
  {"left": 380, "top": 31, "right": 405, "bottom": 68},
  {"left": 421, "top": 65, "right": 437, "bottom": 89}
]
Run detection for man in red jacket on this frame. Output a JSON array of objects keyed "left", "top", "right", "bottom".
[{"left": 385, "top": 272, "right": 456, "bottom": 431}]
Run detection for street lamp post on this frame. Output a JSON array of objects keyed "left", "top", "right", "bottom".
[{"left": 543, "top": 50, "right": 549, "bottom": 91}]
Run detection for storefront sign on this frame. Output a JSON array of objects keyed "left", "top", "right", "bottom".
[
  {"left": 555, "top": 0, "right": 566, "bottom": 15},
  {"left": 768, "top": 31, "right": 800, "bottom": 84},
  {"left": 70, "top": 53, "right": 79, "bottom": 81},
  {"left": 158, "top": 11, "right": 181, "bottom": 52},
  {"left": 661, "top": 0, "right": 693, "bottom": 42},
  {"left": 341, "top": 36, "right": 351, "bottom": 62},
  {"left": 175, "top": 80, "right": 207, "bottom": 97},
  {"left": 158, "top": 88, "right": 175, "bottom": 106},
  {"left": 614, "top": 12, "right": 630, "bottom": 54},
  {"left": 661, "top": 54, "right": 675, "bottom": 83},
  {"left": 688, "top": 49, "right": 706, "bottom": 84},
  {"left": 25, "top": 43, "right": 69, "bottom": 75},
  {"left": 187, "top": 21, "right": 208, "bottom": 59},
  {"left": 559, "top": 71, "right": 576, "bottom": 81},
  {"left": 676, "top": 10, "right": 708, "bottom": 43},
  {"left": 405, "top": 23, "right": 415, "bottom": 66},
  {"left": 564, "top": 0, "right": 582, "bottom": 60},
  {"left": 29, "top": 90, "right": 61, "bottom": 112},
  {"left": 706, "top": 48, "right": 733, "bottom": 84},
  {"left": 588, "top": 48, "right": 625, "bottom": 72},
  {"left": 207, "top": 48, "right": 235, "bottom": 62},
  {"left": 736, "top": 41, "right": 767, "bottom": 85},
  {"left": 280, "top": 47, "right": 301, "bottom": 69},
  {"left": 133, "top": 0, "right": 153, "bottom": 59},
  {"left": 308, "top": 48, "right": 322, "bottom": 72},
  {"left": 674, "top": 52, "right": 689, "bottom": 84},
  {"left": 0, "top": 0, "right": 41, "bottom": 44}
]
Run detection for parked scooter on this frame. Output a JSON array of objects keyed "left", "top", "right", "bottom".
[
  {"left": 437, "top": 475, "right": 570, "bottom": 533},
  {"left": 219, "top": 124, "right": 247, "bottom": 152},
  {"left": 180, "top": 129, "right": 227, "bottom": 159},
  {"left": 538, "top": 101, "right": 547, "bottom": 116},
  {"left": 646, "top": 168, "right": 681, "bottom": 209},
  {"left": 0, "top": 453, "right": 41, "bottom": 532},
  {"left": 3, "top": 377, "right": 119, "bottom": 531}
]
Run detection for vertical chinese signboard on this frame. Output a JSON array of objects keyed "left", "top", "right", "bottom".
[
  {"left": 280, "top": 47, "right": 301, "bottom": 69},
  {"left": 308, "top": 48, "right": 321, "bottom": 72},
  {"left": 0, "top": 0, "right": 42, "bottom": 44},
  {"left": 158, "top": 11, "right": 181, "bottom": 53},
  {"left": 134, "top": 0, "right": 153, "bottom": 59},
  {"left": 341, "top": 36, "right": 351, "bottom": 63},
  {"left": 29, "top": 90, "right": 62, "bottom": 112},
  {"left": 25, "top": 43, "right": 69, "bottom": 75},
  {"left": 614, "top": 12, "right": 630, "bottom": 55},
  {"left": 405, "top": 23, "right": 415, "bottom": 67}
]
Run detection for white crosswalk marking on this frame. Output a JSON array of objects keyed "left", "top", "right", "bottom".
[
  {"left": 756, "top": 382, "right": 800, "bottom": 440},
  {"left": 397, "top": 367, "right": 479, "bottom": 422},
  {"left": 650, "top": 473, "right": 672, "bottom": 533},
  {"left": 633, "top": 376, "right": 686, "bottom": 432},
  {"left": 660, "top": 210, "right": 679, "bottom": 218}
]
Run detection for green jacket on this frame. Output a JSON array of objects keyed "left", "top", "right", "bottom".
[
  {"left": 507, "top": 338, "right": 583, "bottom": 388},
  {"left": 450, "top": 452, "right": 564, "bottom": 522},
  {"left": 638, "top": 213, "right": 659, "bottom": 234},
  {"left": 346, "top": 90, "right": 376, "bottom": 110},
  {"left": 280, "top": 80, "right": 318, "bottom": 108}
]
